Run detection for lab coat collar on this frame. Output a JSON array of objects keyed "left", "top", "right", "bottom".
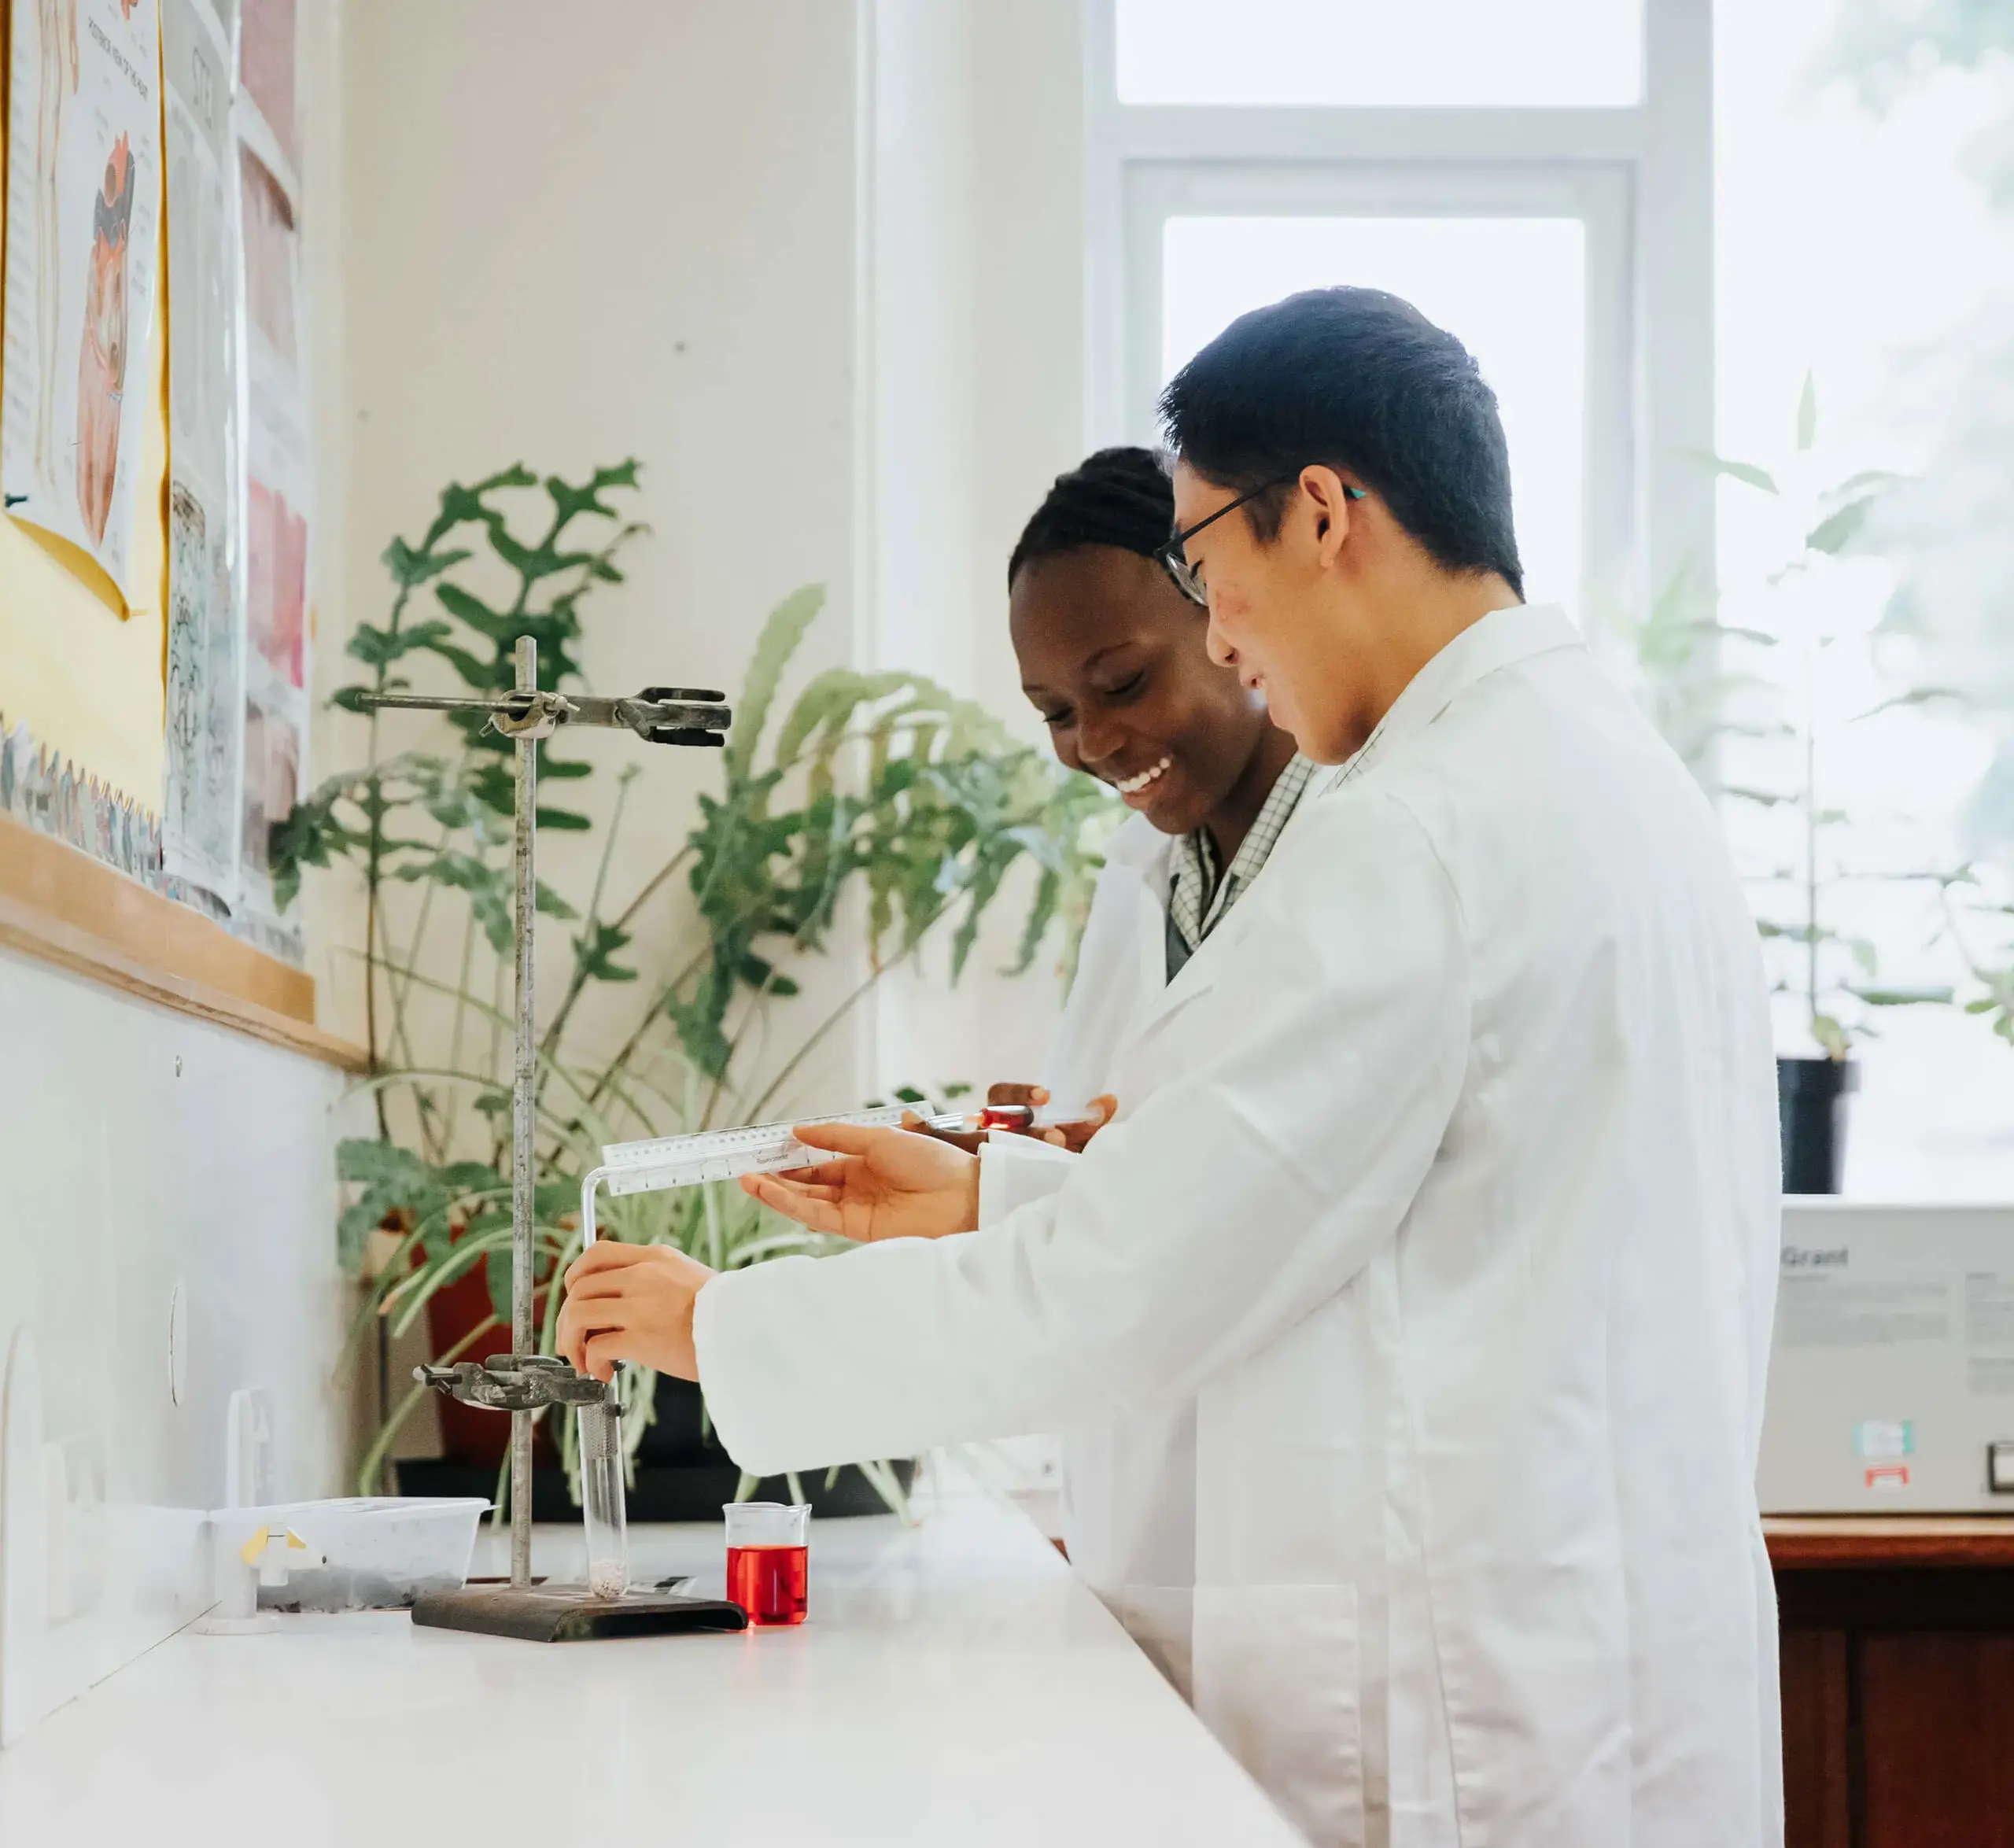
[
  {"left": 1101, "top": 812, "right": 1179, "bottom": 906},
  {"left": 1319, "top": 601, "right": 1581, "bottom": 794}
]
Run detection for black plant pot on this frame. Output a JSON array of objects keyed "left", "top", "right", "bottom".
[{"left": 1777, "top": 1056, "right": 1858, "bottom": 1194}]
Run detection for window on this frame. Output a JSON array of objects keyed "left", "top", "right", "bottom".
[
  {"left": 1089, "top": 0, "right": 2014, "bottom": 1195},
  {"left": 1087, "top": 0, "right": 1710, "bottom": 625},
  {"left": 1713, "top": 0, "right": 2014, "bottom": 1193},
  {"left": 1115, "top": 0, "right": 1644, "bottom": 109}
]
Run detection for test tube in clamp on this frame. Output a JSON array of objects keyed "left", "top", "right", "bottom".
[{"left": 352, "top": 640, "right": 745, "bottom": 1642}]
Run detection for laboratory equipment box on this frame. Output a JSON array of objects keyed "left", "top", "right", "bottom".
[{"left": 1758, "top": 1200, "right": 2014, "bottom": 1514}]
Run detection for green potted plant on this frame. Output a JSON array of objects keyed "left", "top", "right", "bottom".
[
  {"left": 275, "top": 461, "right": 1116, "bottom": 1517},
  {"left": 1612, "top": 377, "right": 1954, "bottom": 1189}
]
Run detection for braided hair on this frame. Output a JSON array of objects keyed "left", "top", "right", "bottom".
[{"left": 1007, "top": 446, "right": 1177, "bottom": 588}]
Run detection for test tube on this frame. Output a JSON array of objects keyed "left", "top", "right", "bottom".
[{"left": 578, "top": 1400, "right": 629, "bottom": 1600}]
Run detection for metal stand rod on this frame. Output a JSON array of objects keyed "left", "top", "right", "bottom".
[
  {"left": 352, "top": 648, "right": 727, "bottom": 1600},
  {"left": 510, "top": 636, "right": 538, "bottom": 1588}
]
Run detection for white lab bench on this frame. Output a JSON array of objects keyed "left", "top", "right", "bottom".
[{"left": 0, "top": 1481, "right": 1300, "bottom": 1846}]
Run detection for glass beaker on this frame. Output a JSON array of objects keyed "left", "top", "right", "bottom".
[
  {"left": 577, "top": 1400, "right": 629, "bottom": 1600},
  {"left": 723, "top": 1501, "right": 810, "bottom": 1626}
]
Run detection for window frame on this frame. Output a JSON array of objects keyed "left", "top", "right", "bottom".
[{"left": 1083, "top": 0, "right": 1716, "bottom": 614}]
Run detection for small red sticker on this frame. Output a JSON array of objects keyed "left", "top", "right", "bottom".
[{"left": 1865, "top": 1463, "right": 1910, "bottom": 1492}]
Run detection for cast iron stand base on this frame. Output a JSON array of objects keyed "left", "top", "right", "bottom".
[{"left": 411, "top": 1584, "right": 748, "bottom": 1643}]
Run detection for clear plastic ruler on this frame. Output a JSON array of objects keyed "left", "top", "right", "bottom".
[{"left": 600, "top": 1107, "right": 960, "bottom": 1197}]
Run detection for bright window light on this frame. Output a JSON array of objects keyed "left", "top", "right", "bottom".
[
  {"left": 1116, "top": 0, "right": 1643, "bottom": 108},
  {"left": 1714, "top": 0, "right": 2014, "bottom": 1193},
  {"left": 1160, "top": 215, "right": 1588, "bottom": 613}
]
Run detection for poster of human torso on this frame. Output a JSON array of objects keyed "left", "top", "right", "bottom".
[
  {"left": 231, "top": 0, "right": 310, "bottom": 958},
  {"left": 2, "top": 0, "right": 161, "bottom": 604},
  {"left": 160, "top": 0, "right": 243, "bottom": 899}
]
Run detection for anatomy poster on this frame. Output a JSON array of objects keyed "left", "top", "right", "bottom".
[
  {"left": 1, "top": 0, "right": 162, "bottom": 603},
  {"left": 234, "top": 136, "right": 310, "bottom": 952},
  {"left": 161, "top": 0, "right": 243, "bottom": 897}
]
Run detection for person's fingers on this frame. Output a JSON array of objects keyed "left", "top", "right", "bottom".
[
  {"left": 1039, "top": 1127, "right": 1066, "bottom": 1146},
  {"left": 743, "top": 1171, "right": 847, "bottom": 1236},
  {"left": 769, "top": 1151, "right": 854, "bottom": 1181},
  {"left": 557, "top": 1301, "right": 585, "bottom": 1374},
  {"left": 788, "top": 1120, "right": 898, "bottom": 1156},
  {"left": 985, "top": 1083, "right": 1050, "bottom": 1108},
  {"left": 563, "top": 1240, "right": 656, "bottom": 1289},
  {"left": 743, "top": 1171, "right": 845, "bottom": 1207},
  {"left": 559, "top": 1267, "right": 637, "bottom": 1303},
  {"left": 581, "top": 1330, "right": 628, "bottom": 1384},
  {"left": 1089, "top": 1094, "right": 1118, "bottom": 1123},
  {"left": 558, "top": 1297, "right": 622, "bottom": 1374}
]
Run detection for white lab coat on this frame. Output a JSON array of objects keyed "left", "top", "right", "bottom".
[
  {"left": 1035, "top": 812, "right": 1204, "bottom": 1695},
  {"left": 697, "top": 605, "right": 1785, "bottom": 1848}
]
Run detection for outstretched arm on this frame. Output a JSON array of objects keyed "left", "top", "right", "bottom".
[{"left": 695, "top": 792, "right": 1470, "bottom": 1477}]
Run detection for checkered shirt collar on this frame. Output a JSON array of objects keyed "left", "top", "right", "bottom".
[{"left": 1166, "top": 753, "right": 1318, "bottom": 955}]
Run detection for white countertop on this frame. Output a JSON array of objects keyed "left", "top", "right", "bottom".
[{"left": 0, "top": 1481, "right": 1299, "bottom": 1846}]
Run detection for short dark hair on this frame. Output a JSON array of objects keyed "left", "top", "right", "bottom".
[
  {"left": 1008, "top": 445, "right": 1176, "bottom": 587},
  {"left": 1158, "top": 287, "right": 1523, "bottom": 599}
]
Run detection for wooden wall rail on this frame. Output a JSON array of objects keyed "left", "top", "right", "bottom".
[{"left": 0, "top": 812, "right": 367, "bottom": 1072}]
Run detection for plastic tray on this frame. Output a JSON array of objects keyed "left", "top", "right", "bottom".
[{"left": 224, "top": 1496, "right": 490, "bottom": 1612}]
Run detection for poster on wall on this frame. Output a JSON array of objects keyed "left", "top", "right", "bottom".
[
  {"left": 233, "top": 134, "right": 310, "bottom": 956},
  {"left": 236, "top": 0, "right": 293, "bottom": 170},
  {"left": 1, "top": 0, "right": 162, "bottom": 604},
  {"left": 160, "top": 0, "right": 244, "bottom": 900}
]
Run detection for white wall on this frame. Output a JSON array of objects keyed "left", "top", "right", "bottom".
[
  {"left": 863, "top": 0, "right": 1091, "bottom": 1097},
  {"left": 328, "top": 0, "right": 869, "bottom": 1101},
  {"left": 0, "top": 955, "right": 351, "bottom": 1743},
  {"left": 330, "top": 0, "right": 1096, "bottom": 1112}
]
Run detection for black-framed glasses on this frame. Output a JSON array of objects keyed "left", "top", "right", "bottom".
[{"left": 1156, "top": 475, "right": 1366, "bottom": 607}]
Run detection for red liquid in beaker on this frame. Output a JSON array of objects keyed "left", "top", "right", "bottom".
[{"left": 728, "top": 1544, "right": 808, "bottom": 1626}]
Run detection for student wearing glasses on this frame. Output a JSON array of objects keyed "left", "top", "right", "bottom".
[{"left": 563, "top": 289, "right": 1783, "bottom": 1848}]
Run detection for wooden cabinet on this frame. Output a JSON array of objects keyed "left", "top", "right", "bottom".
[{"left": 1771, "top": 1518, "right": 2014, "bottom": 1848}]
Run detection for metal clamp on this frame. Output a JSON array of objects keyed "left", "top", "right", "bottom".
[
  {"left": 415, "top": 1353, "right": 613, "bottom": 1412},
  {"left": 353, "top": 686, "right": 732, "bottom": 749}
]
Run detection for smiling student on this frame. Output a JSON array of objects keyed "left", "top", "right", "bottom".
[{"left": 990, "top": 445, "right": 1312, "bottom": 1688}]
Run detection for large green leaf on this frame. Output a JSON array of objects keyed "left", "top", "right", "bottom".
[
  {"left": 1806, "top": 496, "right": 1876, "bottom": 555},
  {"left": 726, "top": 586, "right": 828, "bottom": 782},
  {"left": 382, "top": 538, "right": 474, "bottom": 589}
]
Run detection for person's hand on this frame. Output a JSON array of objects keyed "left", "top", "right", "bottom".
[
  {"left": 559, "top": 1242, "right": 716, "bottom": 1383},
  {"left": 1049, "top": 1094, "right": 1118, "bottom": 1153},
  {"left": 740, "top": 1120, "right": 979, "bottom": 1242},
  {"left": 985, "top": 1083, "right": 1120, "bottom": 1152}
]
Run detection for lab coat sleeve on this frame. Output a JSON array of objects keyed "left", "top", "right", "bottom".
[
  {"left": 976, "top": 1133, "right": 1078, "bottom": 1223},
  {"left": 694, "top": 790, "right": 1470, "bottom": 1477}
]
